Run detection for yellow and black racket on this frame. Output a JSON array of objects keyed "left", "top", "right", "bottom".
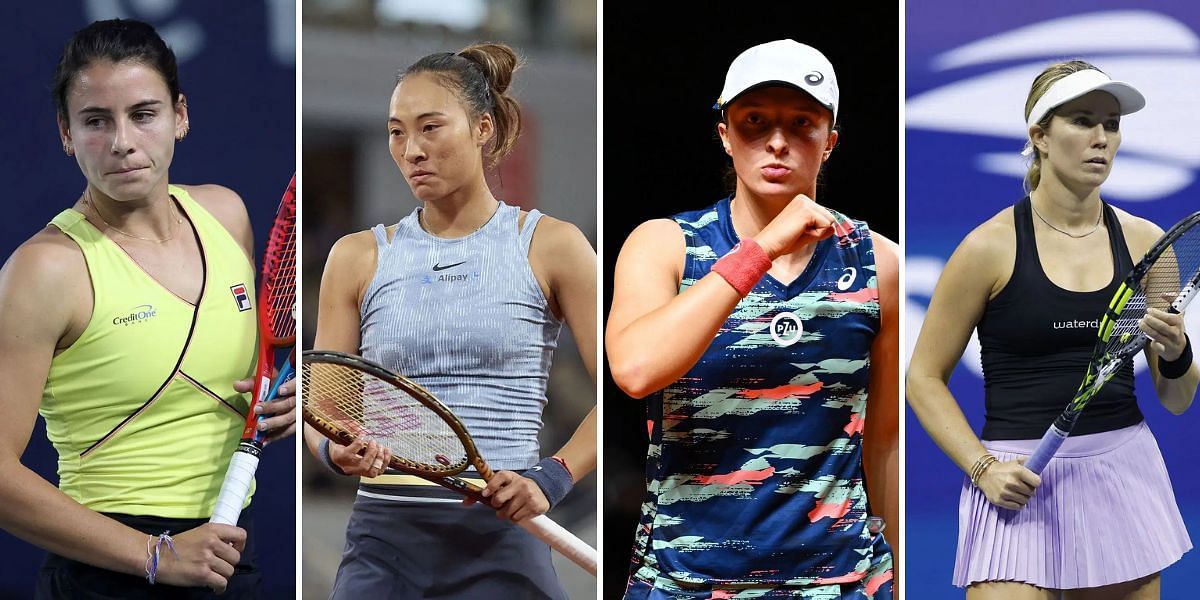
[{"left": 1026, "top": 211, "right": 1200, "bottom": 474}]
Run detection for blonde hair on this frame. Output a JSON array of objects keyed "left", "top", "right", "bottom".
[{"left": 1022, "top": 60, "right": 1102, "bottom": 192}]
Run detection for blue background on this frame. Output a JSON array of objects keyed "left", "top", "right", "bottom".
[
  {"left": 906, "top": 2, "right": 1200, "bottom": 597},
  {"left": 0, "top": 2, "right": 295, "bottom": 596}
]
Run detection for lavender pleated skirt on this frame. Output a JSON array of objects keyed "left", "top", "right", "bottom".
[{"left": 954, "top": 421, "right": 1191, "bottom": 589}]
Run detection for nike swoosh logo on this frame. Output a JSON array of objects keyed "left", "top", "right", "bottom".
[{"left": 432, "top": 261, "right": 466, "bottom": 271}]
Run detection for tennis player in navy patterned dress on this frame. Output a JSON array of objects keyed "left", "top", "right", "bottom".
[
  {"left": 303, "top": 43, "right": 597, "bottom": 598},
  {"left": 608, "top": 40, "right": 898, "bottom": 599}
]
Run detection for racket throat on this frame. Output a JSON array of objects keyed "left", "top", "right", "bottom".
[{"left": 235, "top": 439, "right": 264, "bottom": 457}]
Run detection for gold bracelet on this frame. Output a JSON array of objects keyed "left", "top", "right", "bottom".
[
  {"left": 968, "top": 452, "right": 993, "bottom": 476},
  {"left": 969, "top": 454, "right": 998, "bottom": 487},
  {"left": 970, "top": 455, "right": 996, "bottom": 484}
]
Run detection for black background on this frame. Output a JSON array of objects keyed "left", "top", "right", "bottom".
[{"left": 602, "top": 4, "right": 900, "bottom": 595}]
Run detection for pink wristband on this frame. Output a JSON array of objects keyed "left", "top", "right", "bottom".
[{"left": 711, "top": 239, "right": 772, "bottom": 297}]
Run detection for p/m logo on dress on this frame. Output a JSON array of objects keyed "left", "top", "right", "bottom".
[
  {"left": 230, "top": 283, "right": 253, "bottom": 312},
  {"left": 771, "top": 312, "right": 804, "bottom": 347}
]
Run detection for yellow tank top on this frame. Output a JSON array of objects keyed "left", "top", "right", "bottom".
[{"left": 41, "top": 185, "right": 258, "bottom": 518}]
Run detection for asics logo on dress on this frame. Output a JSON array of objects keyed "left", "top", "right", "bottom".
[
  {"left": 113, "top": 304, "right": 157, "bottom": 326},
  {"left": 836, "top": 267, "right": 857, "bottom": 291}
]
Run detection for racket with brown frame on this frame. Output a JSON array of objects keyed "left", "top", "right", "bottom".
[{"left": 301, "top": 349, "right": 598, "bottom": 575}]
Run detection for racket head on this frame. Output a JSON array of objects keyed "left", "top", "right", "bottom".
[
  {"left": 301, "top": 350, "right": 486, "bottom": 477},
  {"left": 258, "top": 175, "right": 297, "bottom": 347},
  {"left": 1097, "top": 211, "right": 1200, "bottom": 359},
  {"left": 1065, "top": 211, "right": 1200, "bottom": 417}
]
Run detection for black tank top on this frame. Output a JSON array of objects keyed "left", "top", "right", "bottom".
[{"left": 977, "top": 196, "right": 1141, "bottom": 440}]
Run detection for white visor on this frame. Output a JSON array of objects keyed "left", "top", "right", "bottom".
[{"left": 1025, "top": 69, "right": 1145, "bottom": 128}]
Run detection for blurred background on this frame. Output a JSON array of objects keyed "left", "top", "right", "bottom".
[
  {"left": 300, "top": 1, "right": 597, "bottom": 598},
  {"left": 906, "top": 2, "right": 1200, "bottom": 597},
  {"left": 0, "top": 1, "right": 296, "bottom": 597},
  {"left": 602, "top": 4, "right": 900, "bottom": 598}
]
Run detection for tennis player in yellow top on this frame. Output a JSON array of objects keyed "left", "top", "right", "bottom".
[{"left": 0, "top": 19, "right": 295, "bottom": 598}]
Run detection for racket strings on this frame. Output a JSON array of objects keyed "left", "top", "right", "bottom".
[
  {"left": 267, "top": 232, "right": 296, "bottom": 338},
  {"left": 302, "top": 362, "right": 468, "bottom": 472},
  {"left": 1106, "top": 223, "right": 1200, "bottom": 356},
  {"left": 264, "top": 187, "right": 297, "bottom": 342}
]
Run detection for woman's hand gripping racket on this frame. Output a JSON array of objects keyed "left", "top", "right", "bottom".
[
  {"left": 1025, "top": 211, "right": 1200, "bottom": 474},
  {"left": 301, "top": 350, "right": 598, "bottom": 576},
  {"left": 210, "top": 175, "right": 297, "bottom": 525}
]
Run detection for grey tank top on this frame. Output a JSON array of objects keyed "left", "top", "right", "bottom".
[{"left": 360, "top": 202, "right": 562, "bottom": 470}]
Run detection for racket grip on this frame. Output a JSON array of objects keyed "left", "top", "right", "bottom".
[
  {"left": 1024, "top": 425, "right": 1068, "bottom": 475},
  {"left": 519, "top": 514, "right": 597, "bottom": 576},
  {"left": 210, "top": 444, "right": 261, "bottom": 525}
]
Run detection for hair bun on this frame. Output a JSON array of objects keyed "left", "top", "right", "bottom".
[{"left": 457, "top": 43, "right": 519, "bottom": 95}]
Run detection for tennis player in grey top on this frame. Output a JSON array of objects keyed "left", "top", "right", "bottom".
[{"left": 303, "top": 43, "right": 596, "bottom": 598}]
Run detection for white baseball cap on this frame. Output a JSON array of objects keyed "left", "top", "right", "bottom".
[
  {"left": 714, "top": 39, "right": 839, "bottom": 121},
  {"left": 1025, "top": 68, "right": 1145, "bottom": 128}
]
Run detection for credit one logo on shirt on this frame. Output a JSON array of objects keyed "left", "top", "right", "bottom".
[
  {"left": 771, "top": 312, "right": 804, "bottom": 347},
  {"left": 113, "top": 304, "right": 157, "bottom": 326},
  {"left": 230, "top": 283, "right": 253, "bottom": 312},
  {"left": 1053, "top": 319, "right": 1100, "bottom": 330}
]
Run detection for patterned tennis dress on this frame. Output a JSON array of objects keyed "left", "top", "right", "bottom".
[{"left": 625, "top": 197, "right": 893, "bottom": 599}]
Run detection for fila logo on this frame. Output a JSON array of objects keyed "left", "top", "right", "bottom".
[
  {"left": 836, "top": 267, "right": 857, "bottom": 291},
  {"left": 770, "top": 312, "right": 804, "bottom": 347},
  {"left": 230, "top": 284, "right": 253, "bottom": 312}
]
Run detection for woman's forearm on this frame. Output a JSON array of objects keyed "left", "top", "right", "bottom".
[
  {"left": 551, "top": 407, "right": 596, "bottom": 483},
  {"left": 607, "top": 273, "right": 742, "bottom": 399},
  {"left": 906, "top": 374, "right": 990, "bottom": 475},
  {"left": 1155, "top": 363, "right": 1198, "bottom": 415},
  {"left": 0, "top": 457, "right": 146, "bottom": 576}
]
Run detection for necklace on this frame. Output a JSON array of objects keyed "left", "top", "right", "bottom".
[
  {"left": 86, "top": 189, "right": 183, "bottom": 243},
  {"left": 1031, "top": 201, "right": 1103, "bottom": 239}
]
